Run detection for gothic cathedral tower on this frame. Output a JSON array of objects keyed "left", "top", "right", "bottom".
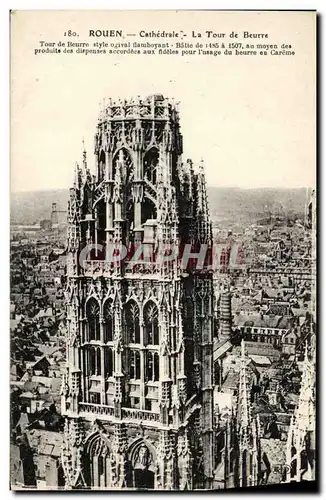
[{"left": 61, "top": 95, "right": 214, "bottom": 490}]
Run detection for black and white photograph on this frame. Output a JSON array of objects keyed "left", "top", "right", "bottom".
[{"left": 9, "top": 10, "right": 316, "bottom": 491}]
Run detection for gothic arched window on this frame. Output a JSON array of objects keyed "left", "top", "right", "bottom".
[
  {"left": 85, "top": 434, "right": 111, "bottom": 488},
  {"left": 87, "top": 299, "right": 100, "bottom": 342},
  {"left": 144, "top": 148, "right": 159, "bottom": 185},
  {"left": 127, "top": 442, "right": 155, "bottom": 489},
  {"left": 104, "top": 347, "right": 114, "bottom": 378},
  {"left": 130, "top": 350, "right": 141, "bottom": 380},
  {"left": 144, "top": 302, "right": 159, "bottom": 345},
  {"left": 103, "top": 300, "right": 114, "bottom": 342},
  {"left": 141, "top": 197, "right": 157, "bottom": 225},
  {"left": 125, "top": 301, "right": 140, "bottom": 344},
  {"left": 113, "top": 148, "right": 133, "bottom": 185}
]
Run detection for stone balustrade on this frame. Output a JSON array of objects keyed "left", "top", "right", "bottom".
[
  {"left": 121, "top": 407, "right": 160, "bottom": 422},
  {"left": 79, "top": 402, "right": 114, "bottom": 416},
  {"left": 78, "top": 402, "right": 160, "bottom": 423}
]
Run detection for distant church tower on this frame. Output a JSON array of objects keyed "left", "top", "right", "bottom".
[{"left": 61, "top": 95, "right": 214, "bottom": 490}]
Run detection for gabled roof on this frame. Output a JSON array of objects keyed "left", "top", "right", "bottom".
[
  {"left": 22, "top": 380, "right": 40, "bottom": 392},
  {"left": 213, "top": 340, "right": 232, "bottom": 361},
  {"left": 277, "top": 316, "right": 293, "bottom": 329},
  {"left": 27, "top": 429, "right": 63, "bottom": 458},
  {"left": 234, "top": 314, "right": 292, "bottom": 330},
  {"left": 244, "top": 342, "right": 281, "bottom": 360},
  {"left": 291, "top": 307, "right": 308, "bottom": 317},
  {"left": 20, "top": 391, "right": 35, "bottom": 399},
  {"left": 222, "top": 369, "right": 239, "bottom": 390},
  {"left": 34, "top": 307, "right": 53, "bottom": 320},
  {"left": 263, "top": 288, "right": 280, "bottom": 299},
  {"left": 28, "top": 355, "right": 51, "bottom": 368},
  {"left": 249, "top": 355, "right": 271, "bottom": 366},
  {"left": 268, "top": 304, "right": 290, "bottom": 316},
  {"left": 36, "top": 345, "right": 61, "bottom": 356}
]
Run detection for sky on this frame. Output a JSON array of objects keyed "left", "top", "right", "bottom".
[{"left": 11, "top": 10, "right": 316, "bottom": 192}]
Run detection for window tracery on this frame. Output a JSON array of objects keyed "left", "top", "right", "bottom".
[
  {"left": 144, "top": 302, "right": 159, "bottom": 345},
  {"left": 125, "top": 301, "right": 140, "bottom": 344},
  {"left": 112, "top": 148, "right": 133, "bottom": 185},
  {"left": 127, "top": 441, "right": 155, "bottom": 489},
  {"left": 87, "top": 299, "right": 100, "bottom": 341},
  {"left": 144, "top": 148, "right": 159, "bottom": 185},
  {"left": 85, "top": 434, "right": 111, "bottom": 488}
]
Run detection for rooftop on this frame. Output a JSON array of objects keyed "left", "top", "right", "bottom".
[{"left": 27, "top": 429, "right": 63, "bottom": 458}]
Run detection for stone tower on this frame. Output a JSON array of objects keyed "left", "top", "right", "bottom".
[
  {"left": 61, "top": 95, "right": 214, "bottom": 490},
  {"left": 51, "top": 202, "right": 58, "bottom": 225}
]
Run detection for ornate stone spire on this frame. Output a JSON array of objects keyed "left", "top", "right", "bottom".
[
  {"left": 67, "top": 162, "right": 82, "bottom": 255},
  {"left": 235, "top": 340, "right": 260, "bottom": 487},
  {"left": 156, "top": 143, "right": 179, "bottom": 253},
  {"left": 193, "top": 159, "right": 212, "bottom": 244},
  {"left": 82, "top": 137, "right": 87, "bottom": 171},
  {"left": 238, "top": 340, "right": 250, "bottom": 437},
  {"left": 285, "top": 343, "right": 315, "bottom": 482}
]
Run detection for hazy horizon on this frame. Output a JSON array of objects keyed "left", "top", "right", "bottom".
[
  {"left": 10, "top": 185, "right": 311, "bottom": 227},
  {"left": 10, "top": 184, "right": 314, "bottom": 195}
]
